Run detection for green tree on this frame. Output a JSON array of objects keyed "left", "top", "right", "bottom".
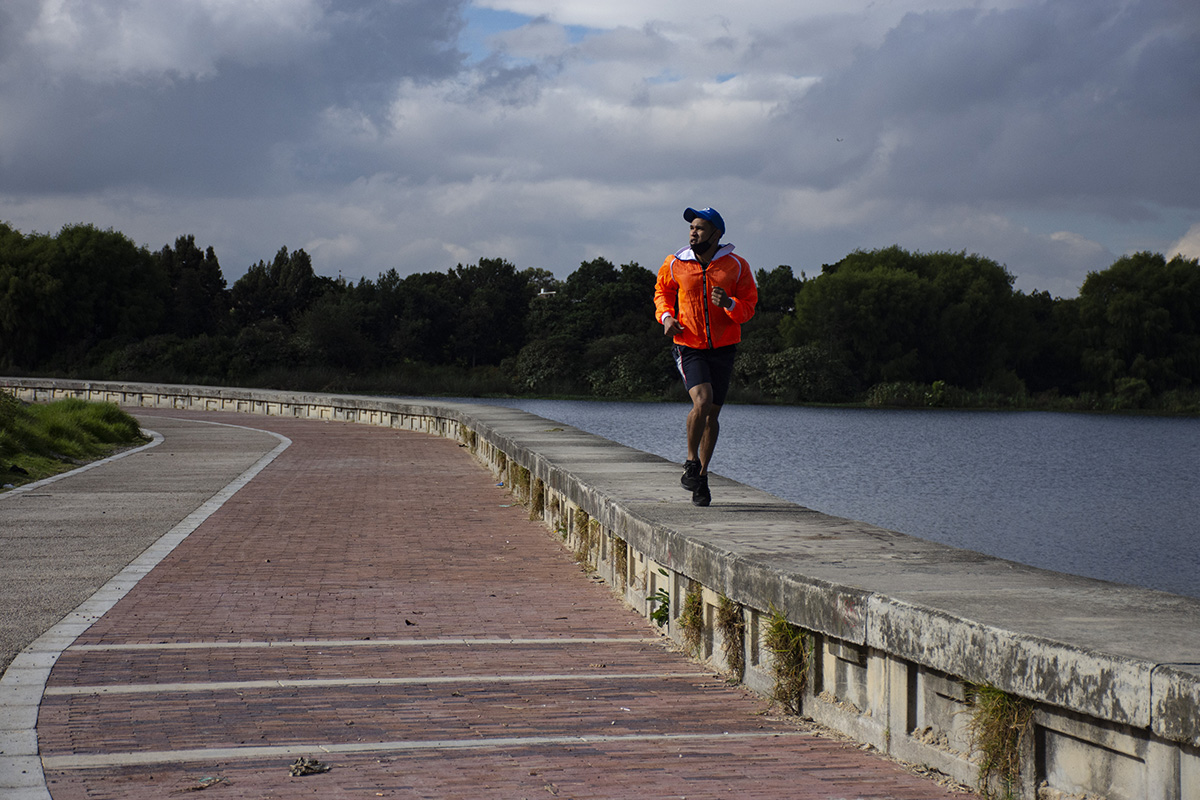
[
  {"left": 293, "top": 291, "right": 378, "bottom": 371},
  {"left": 755, "top": 264, "right": 804, "bottom": 315},
  {"left": 515, "top": 258, "right": 666, "bottom": 395},
  {"left": 522, "top": 267, "right": 559, "bottom": 296},
  {"left": 783, "top": 247, "right": 1019, "bottom": 392},
  {"left": 1009, "top": 290, "right": 1082, "bottom": 396},
  {"left": 1076, "top": 251, "right": 1200, "bottom": 400},
  {"left": 551, "top": 259, "right": 657, "bottom": 341},
  {"left": 387, "top": 269, "right": 459, "bottom": 365},
  {"left": 155, "top": 235, "right": 229, "bottom": 338},
  {"left": 447, "top": 258, "right": 534, "bottom": 366},
  {"left": 49, "top": 224, "right": 168, "bottom": 365},
  {"left": 736, "top": 265, "right": 805, "bottom": 397},
  {"left": 230, "top": 246, "right": 328, "bottom": 327},
  {"left": 0, "top": 226, "right": 63, "bottom": 368}
]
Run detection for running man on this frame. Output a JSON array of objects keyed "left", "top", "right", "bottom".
[{"left": 653, "top": 207, "right": 758, "bottom": 506}]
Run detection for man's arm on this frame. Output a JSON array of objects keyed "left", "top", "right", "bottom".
[
  {"left": 654, "top": 257, "right": 684, "bottom": 336},
  {"left": 721, "top": 258, "right": 758, "bottom": 323}
]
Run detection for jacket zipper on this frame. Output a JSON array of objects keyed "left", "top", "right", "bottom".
[{"left": 700, "top": 262, "right": 713, "bottom": 348}]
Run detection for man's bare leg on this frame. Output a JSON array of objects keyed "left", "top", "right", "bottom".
[{"left": 686, "top": 382, "right": 722, "bottom": 475}]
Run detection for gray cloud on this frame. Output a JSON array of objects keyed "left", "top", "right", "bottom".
[
  {"left": 0, "top": 0, "right": 1196, "bottom": 297},
  {"left": 780, "top": 0, "right": 1200, "bottom": 212},
  {"left": 0, "top": 0, "right": 467, "bottom": 194}
]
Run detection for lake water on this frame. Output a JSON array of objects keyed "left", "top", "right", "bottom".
[{"left": 448, "top": 398, "right": 1200, "bottom": 600}]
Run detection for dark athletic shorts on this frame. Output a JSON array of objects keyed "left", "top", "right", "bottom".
[{"left": 673, "top": 344, "right": 737, "bottom": 406}]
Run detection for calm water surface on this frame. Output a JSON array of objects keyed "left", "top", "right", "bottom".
[{"left": 450, "top": 398, "right": 1200, "bottom": 600}]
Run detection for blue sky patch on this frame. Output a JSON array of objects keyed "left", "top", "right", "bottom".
[{"left": 462, "top": 5, "right": 598, "bottom": 63}]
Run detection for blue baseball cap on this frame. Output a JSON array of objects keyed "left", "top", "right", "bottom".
[{"left": 684, "top": 207, "right": 725, "bottom": 234}]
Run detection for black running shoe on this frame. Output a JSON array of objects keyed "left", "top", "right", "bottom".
[
  {"left": 681, "top": 459, "right": 701, "bottom": 491},
  {"left": 692, "top": 474, "right": 711, "bottom": 507}
]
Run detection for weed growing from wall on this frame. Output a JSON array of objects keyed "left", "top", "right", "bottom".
[
  {"left": 649, "top": 568, "right": 670, "bottom": 627},
  {"left": 613, "top": 537, "right": 628, "bottom": 590},
  {"left": 679, "top": 582, "right": 704, "bottom": 657},
  {"left": 765, "top": 609, "right": 811, "bottom": 714},
  {"left": 590, "top": 519, "right": 602, "bottom": 565},
  {"left": 511, "top": 464, "right": 530, "bottom": 502},
  {"left": 966, "top": 684, "right": 1034, "bottom": 800},
  {"left": 573, "top": 511, "right": 592, "bottom": 567},
  {"left": 458, "top": 428, "right": 476, "bottom": 449},
  {"left": 716, "top": 596, "right": 746, "bottom": 680},
  {"left": 530, "top": 478, "right": 544, "bottom": 521}
]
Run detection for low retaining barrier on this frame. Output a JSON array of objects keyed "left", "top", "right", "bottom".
[{"left": 4, "top": 378, "right": 1198, "bottom": 800}]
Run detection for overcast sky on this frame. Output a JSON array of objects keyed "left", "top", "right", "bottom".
[{"left": 2, "top": 0, "right": 1197, "bottom": 298}]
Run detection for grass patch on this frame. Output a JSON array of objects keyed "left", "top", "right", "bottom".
[
  {"left": 764, "top": 608, "right": 811, "bottom": 714},
  {"left": 0, "top": 394, "right": 148, "bottom": 489},
  {"left": 613, "top": 537, "right": 628, "bottom": 590},
  {"left": 572, "top": 511, "right": 592, "bottom": 567},
  {"left": 511, "top": 463, "right": 530, "bottom": 503},
  {"left": 967, "top": 684, "right": 1034, "bottom": 800},
  {"left": 716, "top": 596, "right": 746, "bottom": 680},
  {"left": 679, "top": 582, "right": 704, "bottom": 657},
  {"left": 529, "top": 477, "right": 545, "bottom": 521}
]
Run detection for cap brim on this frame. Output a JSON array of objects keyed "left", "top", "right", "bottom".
[{"left": 683, "top": 207, "right": 723, "bottom": 233}]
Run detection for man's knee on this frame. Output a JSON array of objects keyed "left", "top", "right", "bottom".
[{"left": 689, "top": 383, "right": 715, "bottom": 409}]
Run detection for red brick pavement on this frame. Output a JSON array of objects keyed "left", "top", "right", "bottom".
[{"left": 38, "top": 410, "right": 974, "bottom": 799}]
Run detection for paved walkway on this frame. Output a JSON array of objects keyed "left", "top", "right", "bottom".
[{"left": 3, "top": 409, "right": 973, "bottom": 799}]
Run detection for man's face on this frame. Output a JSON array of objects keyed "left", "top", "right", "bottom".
[{"left": 689, "top": 219, "right": 718, "bottom": 248}]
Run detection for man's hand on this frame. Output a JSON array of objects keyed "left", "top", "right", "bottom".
[
  {"left": 710, "top": 286, "right": 732, "bottom": 309},
  {"left": 662, "top": 315, "right": 684, "bottom": 336}
]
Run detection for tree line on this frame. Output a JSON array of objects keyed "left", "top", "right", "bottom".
[{"left": 2, "top": 221, "right": 1199, "bottom": 411}]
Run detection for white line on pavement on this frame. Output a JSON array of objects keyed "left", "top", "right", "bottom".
[
  {"left": 45, "top": 671, "right": 712, "bottom": 696},
  {"left": 43, "top": 731, "right": 811, "bottom": 771},
  {"left": 69, "top": 636, "right": 662, "bottom": 651}
]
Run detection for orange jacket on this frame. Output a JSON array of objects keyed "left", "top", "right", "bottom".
[{"left": 654, "top": 244, "right": 757, "bottom": 349}]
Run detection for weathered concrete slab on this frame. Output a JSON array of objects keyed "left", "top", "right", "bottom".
[
  {"left": 431, "top": 395, "right": 1200, "bottom": 738},
  {"left": 1152, "top": 663, "right": 1200, "bottom": 747}
]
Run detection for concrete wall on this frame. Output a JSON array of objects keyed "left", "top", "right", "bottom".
[{"left": 4, "top": 378, "right": 1198, "bottom": 800}]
